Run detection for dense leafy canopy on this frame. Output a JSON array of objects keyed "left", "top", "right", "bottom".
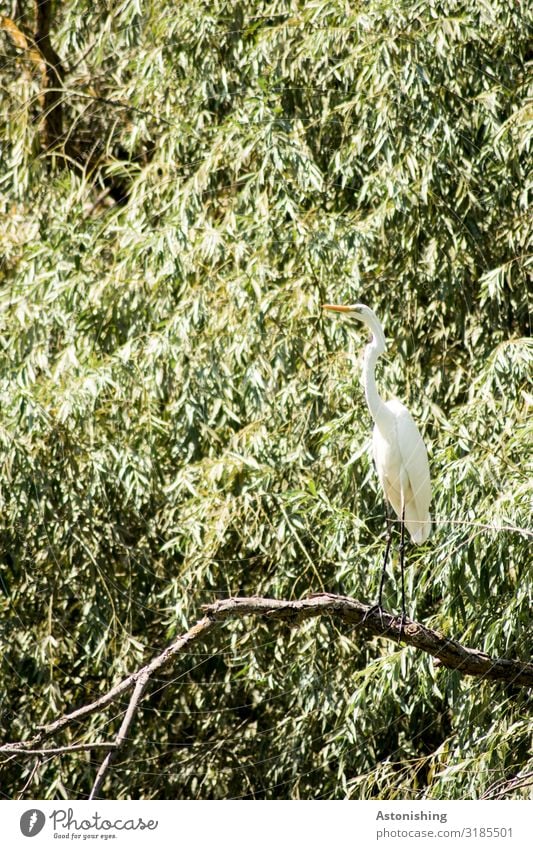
[{"left": 0, "top": 0, "right": 531, "bottom": 799}]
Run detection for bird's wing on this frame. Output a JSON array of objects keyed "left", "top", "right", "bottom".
[
  {"left": 372, "top": 427, "right": 403, "bottom": 518},
  {"left": 387, "top": 399, "right": 432, "bottom": 542}
]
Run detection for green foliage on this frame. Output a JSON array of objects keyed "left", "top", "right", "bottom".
[{"left": 0, "top": 0, "right": 531, "bottom": 799}]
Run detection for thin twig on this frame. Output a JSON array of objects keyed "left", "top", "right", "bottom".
[
  {"left": 89, "top": 670, "right": 150, "bottom": 800},
  {"left": 481, "top": 770, "right": 533, "bottom": 800},
  {"left": 2, "top": 743, "right": 116, "bottom": 756},
  {"left": 16, "top": 757, "right": 42, "bottom": 800}
]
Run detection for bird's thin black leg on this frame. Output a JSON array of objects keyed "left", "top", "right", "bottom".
[
  {"left": 363, "top": 505, "right": 392, "bottom": 628},
  {"left": 398, "top": 503, "right": 407, "bottom": 638},
  {"left": 377, "top": 505, "right": 393, "bottom": 610}
]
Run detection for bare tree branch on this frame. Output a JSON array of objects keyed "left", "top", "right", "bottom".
[
  {"left": 202, "top": 594, "right": 533, "bottom": 686},
  {"left": 0, "top": 612, "right": 217, "bottom": 756},
  {"left": 1, "top": 593, "right": 531, "bottom": 798}
]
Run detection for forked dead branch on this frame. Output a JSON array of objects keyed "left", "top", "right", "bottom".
[{"left": 1, "top": 592, "right": 531, "bottom": 798}]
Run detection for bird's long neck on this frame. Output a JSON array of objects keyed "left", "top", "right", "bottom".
[{"left": 362, "top": 339, "right": 391, "bottom": 430}]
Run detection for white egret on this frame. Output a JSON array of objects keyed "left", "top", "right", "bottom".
[{"left": 322, "top": 303, "right": 431, "bottom": 622}]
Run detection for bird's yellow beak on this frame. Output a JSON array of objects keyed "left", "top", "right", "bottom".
[{"left": 321, "top": 304, "right": 351, "bottom": 313}]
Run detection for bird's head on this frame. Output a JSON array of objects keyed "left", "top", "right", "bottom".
[{"left": 322, "top": 302, "right": 386, "bottom": 351}]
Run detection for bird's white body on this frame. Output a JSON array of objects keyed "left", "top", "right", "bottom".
[
  {"left": 371, "top": 398, "right": 431, "bottom": 543},
  {"left": 322, "top": 302, "right": 431, "bottom": 545}
]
